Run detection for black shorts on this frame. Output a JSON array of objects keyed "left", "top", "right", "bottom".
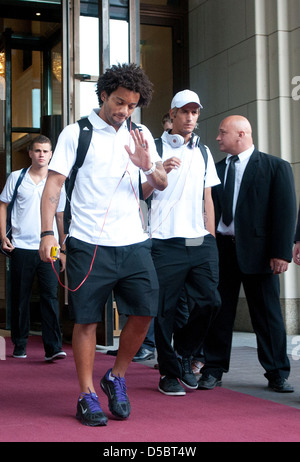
[{"left": 66, "top": 237, "right": 159, "bottom": 324}]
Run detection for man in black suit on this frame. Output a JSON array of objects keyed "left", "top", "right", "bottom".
[{"left": 198, "top": 115, "right": 297, "bottom": 393}]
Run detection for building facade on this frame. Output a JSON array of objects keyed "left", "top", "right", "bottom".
[{"left": 189, "top": 0, "right": 300, "bottom": 334}]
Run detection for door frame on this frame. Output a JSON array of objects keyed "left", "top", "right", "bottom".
[
  {"left": 140, "top": 2, "right": 189, "bottom": 93},
  {"left": 0, "top": 27, "right": 61, "bottom": 328}
]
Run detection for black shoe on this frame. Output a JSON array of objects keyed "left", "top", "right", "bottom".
[
  {"left": 158, "top": 376, "right": 186, "bottom": 396},
  {"left": 100, "top": 368, "right": 131, "bottom": 419},
  {"left": 45, "top": 350, "right": 67, "bottom": 361},
  {"left": 106, "top": 349, "right": 118, "bottom": 356},
  {"left": 197, "top": 373, "right": 222, "bottom": 390},
  {"left": 13, "top": 347, "right": 27, "bottom": 359},
  {"left": 268, "top": 377, "right": 294, "bottom": 393},
  {"left": 132, "top": 348, "right": 155, "bottom": 362},
  {"left": 178, "top": 356, "right": 198, "bottom": 389}
]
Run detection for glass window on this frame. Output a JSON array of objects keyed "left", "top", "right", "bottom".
[
  {"left": 110, "top": 19, "right": 129, "bottom": 65},
  {"left": 51, "top": 43, "right": 62, "bottom": 115},
  {"left": 0, "top": 51, "right": 5, "bottom": 151},
  {"left": 11, "top": 49, "right": 42, "bottom": 131},
  {"left": 80, "top": 82, "right": 98, "bottom": 117},
  {"left": 80, "top": 16, "right": 99, "bottom": 76},
  {"left": 79, "top": 16, "right": 99, "bottom": 117},
  {"left": 79, "top": 17, "right": 129, "bottom": 117},
  {"left": 142, "top": 0, "right": 180, "bottom": 5},
  {"left": 140, "top": 24, "right": 173, "bottom": 137}
]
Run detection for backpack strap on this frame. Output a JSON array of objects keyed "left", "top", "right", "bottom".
[
  {"left": 126, "top": 118, "right": 144, "bottom": 201},
  {"left": 154, "top": 137, "right": 163, "bottom": 158},
  {"left": 126, "top": 118, "right": 140, "bottom": 133},
  {"left": 6, "top": 167, "right": 27, "bottom": 236},
  {"left": 63, "top": 117, "right": 93, "bottom": 233},
  {"left": 193, "top": 136, "right": 208, "bottom": 181},
  {"left": 191, "top": 134, "right": 208, "bottom": 199},
  {"left": 144, "top": 137, "right": 163, "bottom": 208}
]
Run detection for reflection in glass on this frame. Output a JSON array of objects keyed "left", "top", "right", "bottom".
[
  {"left": 79, "top": 17, "right": 129, "bottom": 118},
  {"left": 0, "top": 52, "right": 5, "bottom": 150},
  {"left": 0, "top": 52, "right": 5, "bottom": 78},
  {"left": 51, "top": 44, "right": 62, "bottom": 115},
  {"left": 12, "top": 49, "right": 41, "bottom": 133}
]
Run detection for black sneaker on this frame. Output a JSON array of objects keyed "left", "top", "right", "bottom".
[
  {"left": 76, "top": 389, "right": 108, "bottom": 426},
  {"left": 13, "top": 347, "right": 27, "bottom": 358},
  {"left": 45, "top": 350, "right": 67, "bottom": 361},
  {"left": 197, "top": 373, "right": 222, "bottom": 390},
  {"left": 178, "top": 356, "right": 198, "bottom": 389},
  {"left": 158, "top": 376, "right": 186, "bottom": 396},
  {"left": 100, "top": 369, "right": 131, "bottom": 419},
  {"left": 132, "top": 348, "right": 155, "bottom": 362},
  {"left": 268, "top": 377, "right": 294, "bottom": 393}
]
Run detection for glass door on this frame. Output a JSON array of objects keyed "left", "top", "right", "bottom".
[
  {"left": 3, "top": 29, "right": 62, "bottom": 172},
  {"left": 140, "top": 24, "right": 173, "bottom": 138},
  {"left": 1, "top": 28, "right": 62, "bottom": 328},
  {"left": 77, "top": 13, "right": 129, "bottom": 119},
  {"left": 140, "top": 3, "right": 189, "bottom": 137},
  {"left": 0, "top": 50, "right": 5, "bottom": 154},
  {"left": 11, "top": 45, "right": 43, "bottom": 170}
]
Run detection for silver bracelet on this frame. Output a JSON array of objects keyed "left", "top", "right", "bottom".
[{"left": 143, "top": 163, "right": 156, "bottom": 176}]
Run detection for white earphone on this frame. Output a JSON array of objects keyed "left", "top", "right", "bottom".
[
  {"left": 165, "top": 131, "right": 196, "bottom": 149},
  {"left": 165, "top": 131, "right": 185, "bottom": 148}
]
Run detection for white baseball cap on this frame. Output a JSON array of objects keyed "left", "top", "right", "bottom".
[{"left": 171, "top": 89, "right": 203, "bottom": 109}]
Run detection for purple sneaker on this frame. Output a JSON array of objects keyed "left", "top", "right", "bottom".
[
  {"left": 76, "top": 389, "right": 108, "bottom": 426},
  {"left": 100, "top": 369, "right": 131, "bottom": 419}
]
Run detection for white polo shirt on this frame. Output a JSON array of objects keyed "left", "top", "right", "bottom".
[
  {"left": 0, "top": 168, "right": 65, "bottom": 250},
  {"left": 150, "top": 131, "right": 220, "bottom": 239},
  {"left": 49, "top": 109, "right": 161, "bottom": 246}
]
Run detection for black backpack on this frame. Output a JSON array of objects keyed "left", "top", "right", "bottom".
[{"left": 63, "top": 117, "right": 142, "bottom": 234}]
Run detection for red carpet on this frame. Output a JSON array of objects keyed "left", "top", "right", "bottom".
[{"left": 1, "top": 336, "right": 300, "bottom": 443}]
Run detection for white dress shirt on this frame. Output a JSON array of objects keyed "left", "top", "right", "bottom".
[{"left": 217, "top": 145, "right": 254, "bottom": 235}]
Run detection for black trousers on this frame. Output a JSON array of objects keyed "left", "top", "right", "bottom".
[
  {"left": 10, "top": 248, "right": 62, "bottom": 356},
  {"left": 152, "top": 235, "right": 221, "bottom": 379},
  {"left": 202, "top": 234, "right": 290, "bottom": 380}
]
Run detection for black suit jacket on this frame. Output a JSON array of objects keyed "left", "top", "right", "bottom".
[{"left": 212, "top": 148, "right": 297, "bottom": 274}]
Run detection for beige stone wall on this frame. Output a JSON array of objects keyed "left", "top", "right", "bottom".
[{"left": 189, "top": 0, "right": 300, "bottom": 333}]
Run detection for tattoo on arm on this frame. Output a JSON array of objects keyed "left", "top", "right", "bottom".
[{"left": 49, "top": 192, "right": 60, "bottom": 206}]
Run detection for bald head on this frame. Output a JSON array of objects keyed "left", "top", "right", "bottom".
[{"left": 216, "top": 115, "right": 253, "bottom": 155}]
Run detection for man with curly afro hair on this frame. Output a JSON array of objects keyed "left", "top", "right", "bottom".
[
  {"left": 39, "top": 62, "right": 167, "bottom": 426},
  {"left": 96, "top": 62, "right": 153, "bottom": 109}
]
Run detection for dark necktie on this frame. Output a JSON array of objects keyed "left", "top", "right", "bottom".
[{"left": 222, "top": 155, "right": 239, "bottom": 226}]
